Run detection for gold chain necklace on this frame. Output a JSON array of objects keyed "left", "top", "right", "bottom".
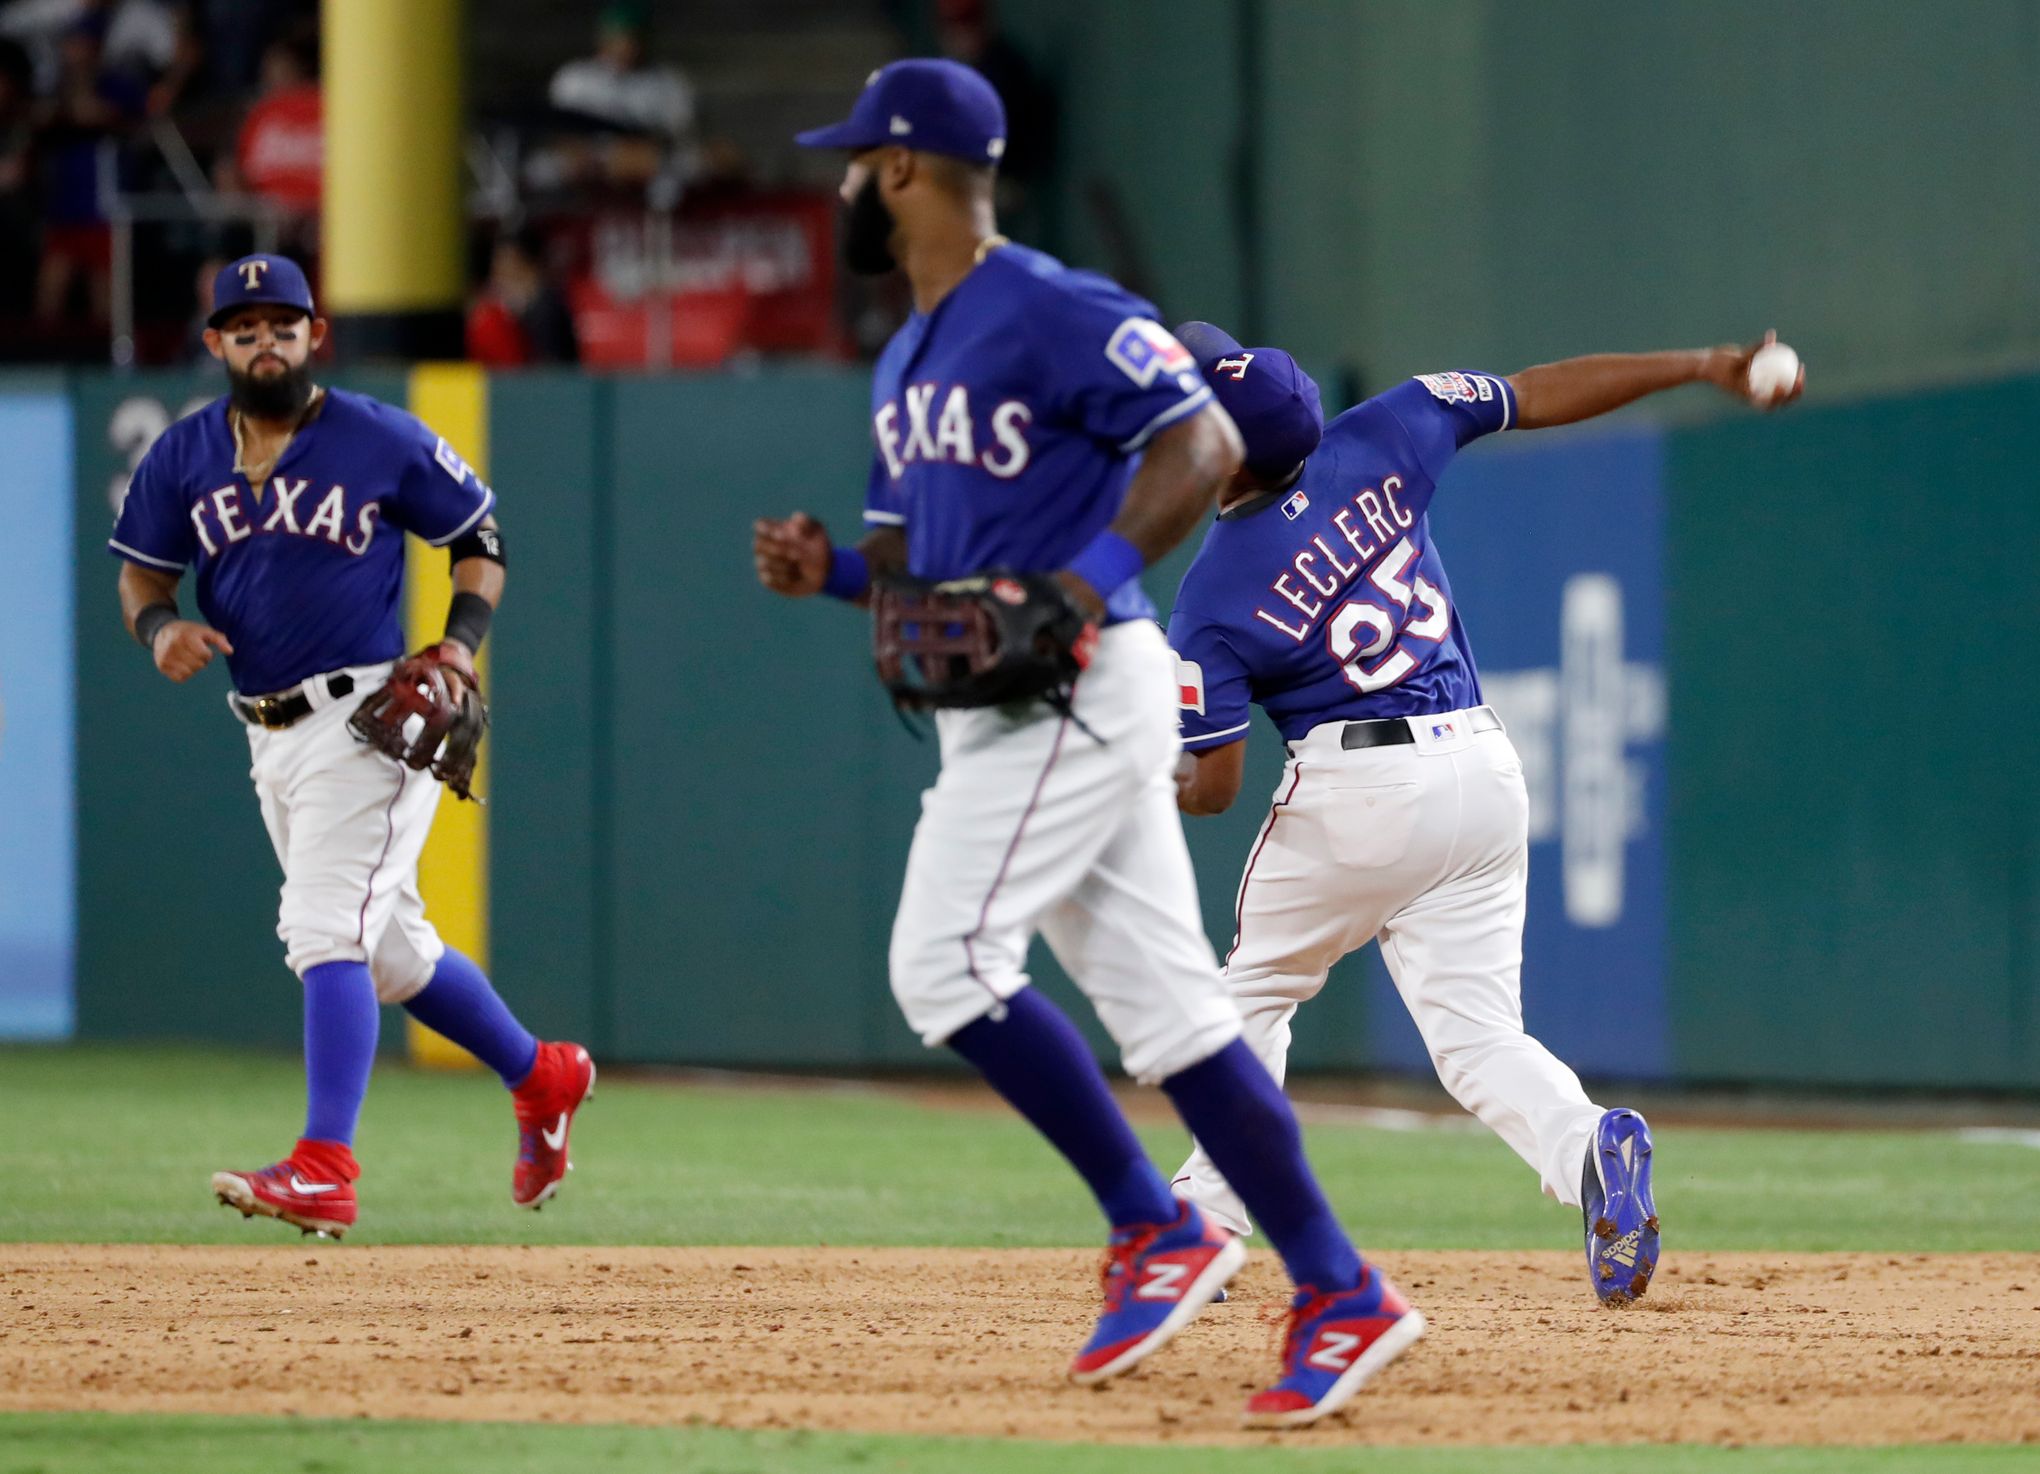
[{"left": 232, "top": 386, "right": 323, "bottom": 495}]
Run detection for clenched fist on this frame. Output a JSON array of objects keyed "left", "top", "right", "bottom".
[
  {"left": 152, "top": 620, "right": 234, "bottom": 682},
  {"left": 753, "top": 511, "right": 831, "bottom": 597}
]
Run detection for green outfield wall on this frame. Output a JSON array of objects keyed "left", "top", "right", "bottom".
[
  {"left": 1665, "top": 378, "right": 2040, "bottom": 1089},
  {"left": 54, "top": 367, "right": 2039, "bottom": 1090},
  {"left": 998, "top": 1, "right": 2040, "bottom": 401}
]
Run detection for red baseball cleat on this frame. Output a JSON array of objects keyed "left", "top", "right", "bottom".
[
  {"left": 511, "top": 1041, "right": 595, "bottom": 1208},
  {"left": 1243, "top": 1266, "right": 1426, "bottom": 1428},
  {"left": 212, "top": 1138, "right": 359, "bottom": 1239},
  {"left": 1068, "top": 1200, "right": 1244, "bottom": 1385}
]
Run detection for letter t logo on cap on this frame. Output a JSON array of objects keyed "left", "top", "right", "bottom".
[{"left": 238, "top": 259, "right": 270, "bottom": 290}]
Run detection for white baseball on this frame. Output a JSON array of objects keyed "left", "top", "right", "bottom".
[{"left": 1746, "top": 341, "right": 1800, "bottom": 405}]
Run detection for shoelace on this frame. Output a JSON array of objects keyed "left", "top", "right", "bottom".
[
  {"left": 1095, "top": 1222, "right": 1166, "bottom": 1313},
  {"left": 1268, "top": 1281, "right": 1360, "bottom": 1368}
]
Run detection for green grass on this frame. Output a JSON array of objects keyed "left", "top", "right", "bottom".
[
  {"left": 2, "top": 1045, "right": 2036, "bottom": 1250},
  {"left": 1, "top": 1415, "right": 2033, "bottom": 1474},
  {"left": 3, "top": 1052, "right": 2036, "bottom": 1474}
]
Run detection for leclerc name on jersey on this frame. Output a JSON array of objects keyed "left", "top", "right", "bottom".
[
  {"left": 874, "top": 384, "right": 1034, "bottom": 481},
  {"left": 1253, "top": 475, "right": 1421, "bottom": 641}
]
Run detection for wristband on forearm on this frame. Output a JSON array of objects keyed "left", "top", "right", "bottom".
[
  {"left": 822, "top": 546, "right": 871, "bottom": 602},
  {"left": 444, "top": 590, "right": 495, "bottom": 653},
  {"left": 134, "top": 601, "right": 178, "bottom": 652},
  {"left": 1064, "top": 530, "right": 1145, "bottom": 604}
]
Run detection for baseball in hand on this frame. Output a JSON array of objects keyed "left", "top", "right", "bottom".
[{"left": 1746, "top": 341, "right": 1801, "bottom": 406}]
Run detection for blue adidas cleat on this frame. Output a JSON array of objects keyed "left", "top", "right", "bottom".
[
  {"left": 1068, "top": 1200, "right": 1244, "bottom": 1386},
  {"left": 1243, "top": 1267, "right": 1426, "bottom": 1428},
  {"left": 1583, "top": 1107, "right": 1659, "bottom": 1306}
]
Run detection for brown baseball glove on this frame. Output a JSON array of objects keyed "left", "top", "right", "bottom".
[
  {"left": 871, "top": 570, "right": 1098, "bottom": 712},
  {"left": 347, "top": 641, "right": 489, "bottom": 801}
]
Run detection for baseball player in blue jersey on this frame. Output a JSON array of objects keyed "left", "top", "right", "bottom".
[
  {"left": 1162, "top": 320, "right": 1804, "bottom": 1304},
  {"left": 109, "top": 255, "right": 595, "bottom": 1239},
  {"left": 753, "top": 60, "right": 1421, "bottom": 1427}
]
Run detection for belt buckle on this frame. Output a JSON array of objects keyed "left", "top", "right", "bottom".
[{"left": 248, "top": 694, "right": 288, "bottom": 728}]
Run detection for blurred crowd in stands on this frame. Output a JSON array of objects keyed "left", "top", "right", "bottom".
[
  {"left": 0, "top": 0, "right": 1056, "bottom": 368},
  {"left": 0, "top": 0, "right": 318, "bottom": 360}
]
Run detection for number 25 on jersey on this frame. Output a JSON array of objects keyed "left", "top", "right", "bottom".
[{"left": 1325, "top": 538, "right": 1449, "bottom": 694}]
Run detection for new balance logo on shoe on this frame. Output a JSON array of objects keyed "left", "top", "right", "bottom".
[
  {"left": 288, "top": 1174, "right": 339, "bottom": 1195},
  {"left": 1136, "top": 1262, "right": 1190, "bottom": 1300},
  {"left": 540, "top": 1113, "right": 568, "bottom": 1151},
  {"left": 1305, "top": 1330, "right": 1364, "bottom": 1372}
]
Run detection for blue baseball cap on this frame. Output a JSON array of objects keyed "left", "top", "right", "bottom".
[
  {"left": 795, "top": 58, "right": 1007, "bottom": 166},
  {"left": 208, "top": 253, "right": 315, "bottom": 329},
  {"left": 1174, "top": 321, "right": 1324, "bottom": 476}
]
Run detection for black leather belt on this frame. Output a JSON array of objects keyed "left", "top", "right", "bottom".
[
  {"left": 1339, "top": 705, "right": 1502, "bottom": 751},
  {"left": 233, "top": 673, "right": 354, "bottom": 730}
]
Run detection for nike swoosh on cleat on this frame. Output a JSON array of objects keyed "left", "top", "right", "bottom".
[
  {"left": 288, "top": 1174, "right": 340, "bottom": 1195},
  {"left": 540, "top": 1113, "right": 568, "bottom": 1151}
]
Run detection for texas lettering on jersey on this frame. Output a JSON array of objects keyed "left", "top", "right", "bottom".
[
  {"left": 860, "top": 244, "right": 1214, "bottom": 626},
  {"left": 109, "top": 388, "right": 494, "bottom": 695},
  {"left": 873, "top": 384, "right": 1034, "bottom": 480},
  {"left": 185, "top": 477, "right": 384, "bottom": 558}
]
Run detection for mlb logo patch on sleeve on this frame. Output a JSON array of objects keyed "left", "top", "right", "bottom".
[
  {"left": 1176, "top": 658, "right": 1206, "bottom": 715},
  {"left": 1107, "top": 318, "right": 1195, "bottom": 388},
  {"left": 1282, "top": 488, "right": 1310, "bottom": 520}
]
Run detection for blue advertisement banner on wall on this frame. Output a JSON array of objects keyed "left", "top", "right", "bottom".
[
  {"left": 1363, "top": 427, "right": 1670, "bottom": 1082},
  {"left": 0, "top": 391, "right": 77, "bottom": 1039}
]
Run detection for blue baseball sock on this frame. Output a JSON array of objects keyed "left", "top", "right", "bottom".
[
  {"left": 949, "top": 988, "right": 1179, "bottom": 1231},
  {"left": 301, "top": 960, "right": 380, "bottom": 1146},
  {"left": 402, "top": 948, "right": 540, "bottom": 1087},
  {"left": 1163, "top": 1038, "right": 1362, "bottom": 1292}
]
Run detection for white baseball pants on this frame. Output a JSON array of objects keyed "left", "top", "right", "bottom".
[
  {"left": 1173, "top": 710, "right": 1605, "bottom": 1232},
  {"left": 889, "top": 621, "right": 1244, "bottom": 1084},
  {"left": 242, "top": 661, "right": 446, "bottom": 1002}
]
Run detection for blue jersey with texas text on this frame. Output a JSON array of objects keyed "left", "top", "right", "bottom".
[
  {"left": 862, "top": 242, "right": 1214, "bottom": 624},
  {"left": 1169, "top": 371, "right": 1516, "bottom": 748},
  {"left": 108, "top": 388, "right": 496, "bottom": 695}
]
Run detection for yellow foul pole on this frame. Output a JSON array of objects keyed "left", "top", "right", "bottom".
[
  {"left": 404, "top": 364, "right": 491, "bottom": 1068},
  {"left": 324, "top": 0, "right": 466, "bottom": 356}
]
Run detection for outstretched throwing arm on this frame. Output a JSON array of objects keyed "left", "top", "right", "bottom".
[{"left": 1506, "top": 330, "right": 1804, "bottom": 429}]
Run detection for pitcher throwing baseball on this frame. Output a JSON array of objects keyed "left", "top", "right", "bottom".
[
  {"left": 109, "top": 254, "right": 594, "bottom": 1239},
  {"left": 1163, "top": 322, "right": 1802, "bottom": 1304},
  {"left": 756, "top": 60, "right": 1421, "bottom": 1426}
]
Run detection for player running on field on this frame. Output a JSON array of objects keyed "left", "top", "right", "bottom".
[
  {"left": 109, "top": 254, "right": 594, "bottom": 1239},
  {"left": 1162, "top": 320, "right": 1804, "bottom": 1304},
  {"left": 754, "top": 60, "right": 1421, "bottom": 1427}
]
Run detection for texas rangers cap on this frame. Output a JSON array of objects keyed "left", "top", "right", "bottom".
[
  {"left": 1175, "top": 321, "right": 1324, "bottom": 476},
  {"left": 208, "top": 253, "right": 316, "bottom": 328},
  {"left": 795, "top": 58, "right": 1007, "bottom": 166}
]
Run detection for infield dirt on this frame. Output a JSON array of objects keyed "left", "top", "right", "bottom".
[{"left": 4, "top": 1245, "right": 2037, "bottom": 1446}]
